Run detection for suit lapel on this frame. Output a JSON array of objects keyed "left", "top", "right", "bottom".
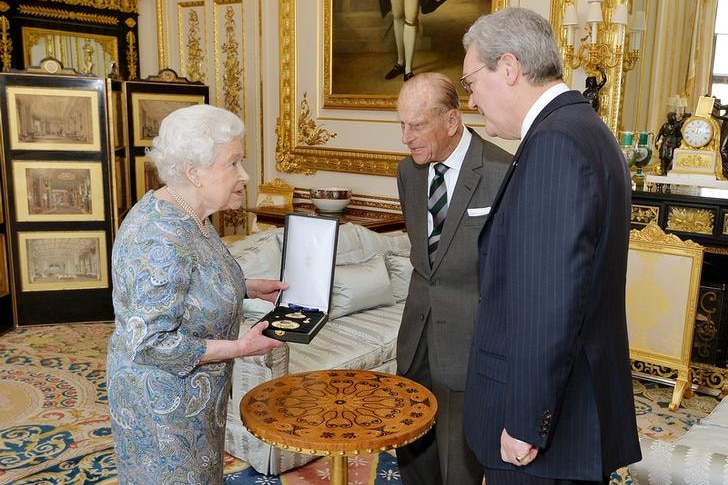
[
  {"left": 411, "top": 162, "right": 432, "bottom": 272},
  {"left": 430, "top": 131, "right": 483, "bottom": 271}
]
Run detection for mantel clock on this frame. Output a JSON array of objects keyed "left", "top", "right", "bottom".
[{"left": 671, "top": 96, "right": 723, "bottom": 179}]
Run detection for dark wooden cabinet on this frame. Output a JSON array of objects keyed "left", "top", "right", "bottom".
[{"left": 632, "top": 183, "right": 728, "bottom": 396}]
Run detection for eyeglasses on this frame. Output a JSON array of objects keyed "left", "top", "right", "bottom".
[{"left": 459, "top": 64, "right": 487, "bottom": 95}]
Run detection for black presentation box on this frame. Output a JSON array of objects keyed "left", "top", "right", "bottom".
[{"left": 257, "top": 214, "right": 339, "bottom": 343}]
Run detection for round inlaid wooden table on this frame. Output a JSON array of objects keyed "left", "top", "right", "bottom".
[{"left": 240, "top": 369, "right": 438, "bottom": 485}]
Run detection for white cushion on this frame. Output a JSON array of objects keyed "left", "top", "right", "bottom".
[
  {"left": 228, "top": 230, "right": 282, "bottom": 280},
  {"left": 330, "top": 254, "right": 395, "bottom": 319},
  {"left": 288, "top": 325, "right": 384, "bottom": 373},
  {"left": 328, "top": 302, "right": 405, "bottom": 364},
  {"left": 676, "top": 424, "right": 728, "bottom": 454},
  {"left": 385, "top": 253, "right": 413, "bottom": 302},
  {"left": 699, "top": 396, "right": 728, "bottom": 427}
]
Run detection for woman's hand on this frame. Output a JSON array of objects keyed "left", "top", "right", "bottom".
[
  {"left": 237, "top": 321, "right": 285, "bottom": 356},
  {"left": 245, "top": 278, "right": 287, "bottom": 304}
]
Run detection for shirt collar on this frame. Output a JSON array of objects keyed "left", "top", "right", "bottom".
[
  {"left": 520, "top": 82, "right": 570, "bottom": 139},
  {"left": 431, "top": 125, "right": 471, "bottom": 174}
]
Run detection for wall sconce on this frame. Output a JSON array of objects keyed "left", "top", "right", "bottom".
[{"left": 562, "top": 0, "right": 646, "bottom": 74}]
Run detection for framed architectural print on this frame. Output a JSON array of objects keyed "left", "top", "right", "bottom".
[
  {"left": 130, "top": 92, "right": 205, "bottom": 147},
  {"left": 17, "top": 231, "right": 109, "bottom": 292},
  {"left": 122, "top": 71, "right": 208, "bottom": 203},
  {"left": 5, "top": 85, "right": 101, "bottom": 151},
  {"left": 13, "top": 161, "right": 105, "bottom": 222}
]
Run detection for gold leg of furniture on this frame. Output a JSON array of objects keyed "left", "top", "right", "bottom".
[
  {"left": 669, "top": 372, "right": 689, "bottom": 411},
  {"left": 330, "top": 455, "right": 348, "bottom": 485}
]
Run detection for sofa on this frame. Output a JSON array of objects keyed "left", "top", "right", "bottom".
[
  {"left": 223, "top": 222, "right": 413, "bottom": 475},
  {"left": 628, "top": 395, "right": 728, "bottom": 484}
]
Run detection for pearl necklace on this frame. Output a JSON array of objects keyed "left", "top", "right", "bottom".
[{"left": 166, "top": 186, "right": 211, "bottom": 238}]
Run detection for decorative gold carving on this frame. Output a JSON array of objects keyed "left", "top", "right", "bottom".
[
  {"left": 0, "top": 2, "right": 9, "bottom": 12},
  {"left": 125, "top": 18, "right": 136, "bottom": 28},
  {"left": 677, "top": 153, "right": 713, "bottom": 168},
  {"left": 666, "top": 207, "right": 715, "bottom": 235},
  {"left": 23, "top": 0, "right": 137, "bottom": 12},
  {"left": 18, "top": 5, "right": 119, "bottom": 25},
  {"left": 724, "top": 213, "right": 728, "bottom": 236},
  {"left": 631, "top": 204, "right": 659, "bottom": 226},
  {"left": 125, "top": 30, "right": 137, "bottom": 79},
  {"left": 551, "top": 0, "right": 634, "bottom": 134},
  {"left": 220, "top": 7, "right": 242, "bottom": 115},
  {"left": 690, "top": 362, "right": 728, "bottom": 398},
  {"left": 0, "top": 16, "right": 11, "bottom": 72},
  {"left": 185, "top": 9, "right": 205, "bottom": 83},
  {"left": 298, "top": 93, "right": 336, "bottom": 145},
  {"left": 629, "top": 221, "right": 703, "bottom": 247}
]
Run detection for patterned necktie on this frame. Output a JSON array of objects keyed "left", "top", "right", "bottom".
[{"left": 428, "top": 163, "right": 449, "bottom": 264}]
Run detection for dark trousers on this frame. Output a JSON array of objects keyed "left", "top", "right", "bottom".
[
  {"left": 484, "top": 468, "right": 611, "bottom": 485},
  {"left": 396, "top": 319, "right": 482, "bottom": 485}
]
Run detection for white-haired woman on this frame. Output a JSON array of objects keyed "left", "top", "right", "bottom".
[{"left": 107, "top": 104, "right": 285, "bottom": 485}]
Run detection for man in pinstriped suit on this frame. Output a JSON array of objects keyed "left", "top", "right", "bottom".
[
  {"left": 460, "top": 8, "right": 641, "bottom": 485},
  {"left": 395, "top": 72, "right": 510, "bottom": 485}
]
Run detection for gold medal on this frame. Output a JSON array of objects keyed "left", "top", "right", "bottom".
[
  {"left": 285, "top": 312, "right": 306, "bottom": 319},
  {"left": 272, "top": 319, "right": 300, "bottom": 330}
]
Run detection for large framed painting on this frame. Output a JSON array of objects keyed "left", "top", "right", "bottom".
[
  {"left": 276, "top": 0, "right": 507, "bottom": 177},
  {"left": 13, "top": 160, "right": 105, "bottom": 222},
  {"left": 17, "top": 231, "right": 109, "bottom": 292},
  {"left": 134, "top": 156, "right": 164, "bottom": 201},
  {"left": 5, "top": 85, "right": 101, "bottom": 151}
]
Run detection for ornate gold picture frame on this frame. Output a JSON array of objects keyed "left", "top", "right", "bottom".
[{"left": 276, "top": 0, "right": 506, "bottom": 177}]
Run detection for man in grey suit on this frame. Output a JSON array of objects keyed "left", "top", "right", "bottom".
[
  {"left": 461, "top": 8, "right": 641, "bottom": 485},
  {"left": 395, "top": 72, "right": 510, "bottom": 485}
]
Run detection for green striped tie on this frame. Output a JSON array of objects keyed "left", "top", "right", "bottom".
[{"left": 428, "top": 163, "right": 449, "bottom": 264}]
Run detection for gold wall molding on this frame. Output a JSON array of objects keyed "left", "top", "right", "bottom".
[
  {"left": 27, "top": 0, "right": 137, "bottom": 13},
  {"left": 125, "top": 30, "right": 137, "bottom": 79},
  {"left": 0, "top": 16, "right": 11, "bottom": 71},
  {"left": 298, "top": 93, "right": 336, "bottom": 146},
  {"left": 18, "top": 5, "right": 119, "bottom": 25},
  {"left": 218, "top": 5, "right": 242, "bottom": 116},
  {"left": 629, "top": 220, "right": 703, "bottom": 248}
]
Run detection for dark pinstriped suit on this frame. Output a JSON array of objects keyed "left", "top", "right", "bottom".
[
  {"left": 464, "top": 91, "right": 642, "bottom": 482},
  {"left": 396, "top": 128, "right": 510, "bottom": 485}
]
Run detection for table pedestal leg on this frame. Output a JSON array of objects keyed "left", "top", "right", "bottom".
[{"left": 330, "top": 455, "right": 348, "bottom": 485}]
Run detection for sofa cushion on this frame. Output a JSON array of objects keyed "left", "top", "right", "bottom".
[
  {"left": 629, "top": 436, "right": 728, "bottom": 485},
  {"left": 330, "top": 254, "right": 395, "bottom": 319},
  {"left": 675, "top": 423, "right": 728, "bottom": 454},
  {"left": 698, "top": 396, "right": 728, "bottom": 427},
  {"left": 385, "top": 253, "right": 413, "bottom": 302},
  {"left": 328, "top": 302, "right": 405, "bottom": 364},
  {"left": 228, "top": 229, "right": 282, "bottom": 280},
  {"left": 288, "top": 325, "right": 384, "bottom": 373}
]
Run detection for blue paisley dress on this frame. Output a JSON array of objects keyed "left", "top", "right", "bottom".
[{"left": 107, "top": 191, "right": 246, "bottom": 485}]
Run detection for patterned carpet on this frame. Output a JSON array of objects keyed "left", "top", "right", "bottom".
[{"left": 0, "top": 323, "right": 720, "bottom": 485}]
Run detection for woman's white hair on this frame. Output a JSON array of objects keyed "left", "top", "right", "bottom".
[{"left": 147, "top": 104, "right": 244, "bottom": 185}]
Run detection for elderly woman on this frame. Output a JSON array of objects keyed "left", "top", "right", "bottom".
[{"left": 107, "top": 104, "right": 285, "bottom": 485}]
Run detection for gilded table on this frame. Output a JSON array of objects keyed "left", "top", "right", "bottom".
[{"left": 240, "top": 369, "right": 437, "bottom": 485}]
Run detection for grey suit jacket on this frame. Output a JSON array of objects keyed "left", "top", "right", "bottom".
[{"left": 396, "top": 128, "right": 510, "bottom": 391}]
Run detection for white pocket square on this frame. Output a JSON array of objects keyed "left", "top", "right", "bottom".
[{"left": 467, "top": 207, "right": 491, "bottom": 217}]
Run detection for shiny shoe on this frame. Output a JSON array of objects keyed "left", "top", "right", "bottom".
[
  {"left": 385, "top": 63, "right": 405, "bottom": 80},
  {"left": 403, "top": 71, "right": 415, "bottom": 82}
]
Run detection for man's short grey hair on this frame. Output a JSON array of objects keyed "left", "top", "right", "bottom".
[
  {"left": 463, "top": 7, "right": 563, "bottom": 86},
  {"left": 147, "top": 104, "right": 244, "bottom": 185},
  {"left": 397, "top": 72, "right": 461, "bottom": 116}
]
